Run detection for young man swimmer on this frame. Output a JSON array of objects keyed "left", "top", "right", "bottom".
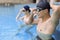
[
  {"left": 16, "top": 5, "right": 37, "bottom": 38},
  {"left": 32, "top": 0, "right": 60, "bottom": 40}
]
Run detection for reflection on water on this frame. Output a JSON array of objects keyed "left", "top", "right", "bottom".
[{"left": 0, "top": 3, "right": 60, "bottom": 40}]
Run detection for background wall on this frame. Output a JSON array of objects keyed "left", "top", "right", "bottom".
[{"left": 0, "top": 0, "right": 35, "bottom": 4}]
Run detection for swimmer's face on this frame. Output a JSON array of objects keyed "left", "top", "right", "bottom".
[
  {"left": 37, "top": 7, "right": 43, "bottom": 12},
  {"left": 38, "top": 9, "right": 48, "bottom": 18},
  {"left": 22, "top": 8, "right": 30, "bottom": 13}
]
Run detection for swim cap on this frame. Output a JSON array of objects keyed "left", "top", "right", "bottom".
[
  {"left": 24, "top": 5, "right": 31, "bottom": 12},
  {"left": 36, "top": 0, "right": 50, "bottom": 11},
  {"left": 24, "top": 5, "right": 30, "bottom": 11}
]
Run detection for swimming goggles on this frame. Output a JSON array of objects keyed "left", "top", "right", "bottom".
[{"left": 37, "top": 7, "right": 45, "bottom": 12}]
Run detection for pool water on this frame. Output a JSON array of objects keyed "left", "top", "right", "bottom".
[{"left": 0, "top": 4, "right": 60, "bottom": 40}]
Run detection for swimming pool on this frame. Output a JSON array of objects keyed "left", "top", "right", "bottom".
[{"left": 0, "top": 4, "right": 60, "bottom": 40}]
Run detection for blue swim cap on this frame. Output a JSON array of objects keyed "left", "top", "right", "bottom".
[
  {"left": 36, "top": 0, "right": 51, "bottom": 12},
  {"left": 24, "top": 5, "right": 30, "bottom": 11},
  {"left": 24, "top": 5, "right": 31, "bottom": 12}
]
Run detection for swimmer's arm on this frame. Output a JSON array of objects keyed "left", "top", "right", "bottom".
[
  {"left": 16, "top": 9, "right": 22, "bottom": 20},
  {"left": 50, "top": 0, "right": 60, "bottom": 10},
  {"left": 50, "top": 4, "right": 60, "bottom": 10},
  {"left": 16, "top": 8, "right": 25, "bottom": 20},
  {"left": 51, "top": 5, "right": 60, "bottom": 18},
  {"left": 30, "top": 11, "right": 38, "bottom": 23},
  {"left": 31, "top": 8, "right": 38, "bottom": 17},
  {"left": 51, "top": 7, "right": 60, "bottom": 24},
  {"left": 32, "top": 19, "right": 39, "bottom": 25},
  {"left": 16, "top": 12, "right": 21, "bottom": 20},
  {"left": 50, "top": 0, "right": 56, "bottom": 10},
  {"left": 46, "top": 9, "right": 60, "bottom": 33},
  {"left": 31, "top": 12, "right": 39, "bottom": 25},
  {"left": 18, "top": 16, "right": 24, "bottom": 21}
]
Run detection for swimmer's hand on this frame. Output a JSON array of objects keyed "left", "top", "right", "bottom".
[
  {"left": 32, "top": 8, "right": 37, "bottom": 13},
  {"left": 20, "top": 8, "right": 26, "bottom": 12},
  {"left": 32, "top": 8, "right": 38, "bottom": 17}
]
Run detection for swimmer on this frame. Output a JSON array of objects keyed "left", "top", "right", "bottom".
[
  {"left": 32, "top": 0, "right": 60, "bottom": 40},
  {"left": 16, "top": 5, "right": 36, "bottom": 38}
]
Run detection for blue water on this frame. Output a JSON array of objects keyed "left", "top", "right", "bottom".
[{"left": 0, "top": 4, "right": 60, "bottom": 40}]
